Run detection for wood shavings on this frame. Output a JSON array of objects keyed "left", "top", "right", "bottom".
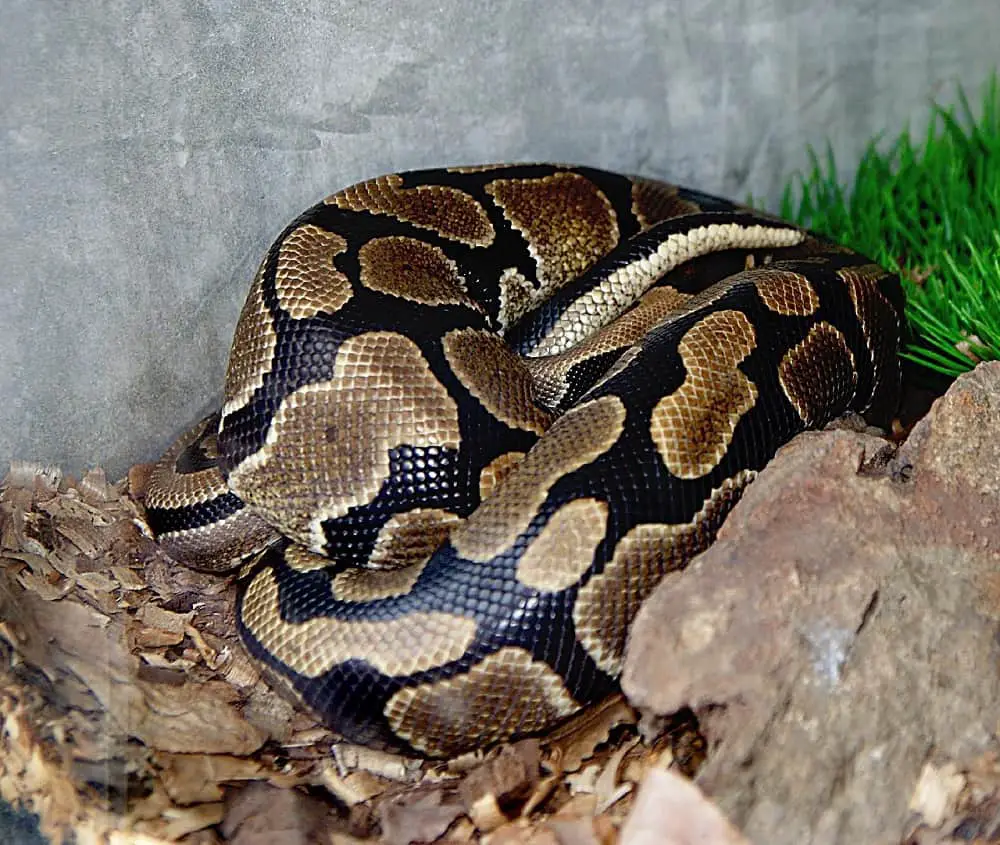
[
  {"left": 0, "top": 451, "right": 855, "bottom": 844},
  {"left": 138, "top": 604, "right": 193, "bottom": 635},
  {"left": 592, "top": 737, "right": 639, "bottom": 814},
  {"left": 543, "top": 694, "right": 637, "bottom": 774},
  {"left": 316, "top": 763, "right": 390, "bottom": 806},
  {"left": 332, "top": 744, "right": 423, "bottom": 783},
  {"left": 459, "top": 740, "right": 540, "bottom": 830},
  {"left": 157, "top": 753, "right": 266, "bottom": 805},
  {"left": 160, "top": 801, "right": 226, "bottom": 840},
  {"left": 379, "top": 789, "right": 466, "bottom": 845},
  {"left": 220, "top": 782, "right": 334, "bottom": 844}
]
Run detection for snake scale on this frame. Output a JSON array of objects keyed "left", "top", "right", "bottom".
[{"left": 145, "top": 164, "right": 903, "bottom": 757}]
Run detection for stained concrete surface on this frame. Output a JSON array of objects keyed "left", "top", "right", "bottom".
[
  {"left": 3, "top": 0, "right": 998, "bottom": 481},
  {"left": 1, "top": 0, "right": 998, "bottom": 840}
]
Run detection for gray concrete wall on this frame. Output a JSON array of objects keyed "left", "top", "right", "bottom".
[{"left": 2, "top": 0, "right": 998, "bottom": 479}]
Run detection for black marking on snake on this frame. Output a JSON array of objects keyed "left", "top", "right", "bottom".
[{"left": 145, "top": 491, "right": 244, "bottom": 534}]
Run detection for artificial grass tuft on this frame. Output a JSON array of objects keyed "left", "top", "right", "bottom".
[{"left": 779, "top": 76, "right": 1000, "bottom": 378}]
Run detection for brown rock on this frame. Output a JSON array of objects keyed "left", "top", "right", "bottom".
[{"left": 622, "top": 362, "right": 1000, "bottom": 844}]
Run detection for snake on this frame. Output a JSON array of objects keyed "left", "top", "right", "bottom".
[{"left": 144, "top": 164, "right": 903, "bottom": 758}]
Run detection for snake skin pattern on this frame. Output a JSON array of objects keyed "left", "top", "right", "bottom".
[{"left": 145, "top": 164, "right": 903, "bottom": 757}]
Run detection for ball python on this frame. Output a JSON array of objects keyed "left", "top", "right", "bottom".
[{"left": 145, "top": 163, "right": 903, "bottom": 757}]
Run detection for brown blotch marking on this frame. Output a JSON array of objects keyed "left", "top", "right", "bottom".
[
  {"left": 273, "top": 224, "right": 351, "bottom": 319},
  {"left": 451, "top": 395, "right": 626, "bottom": 562},
  {"left": 222, "top": 263, "right": 277, "bottom": 418},
  {"left": 283, "top": 545, "right": 331, "bottom": 572},
  {"left": 324, "top": 173, "right": 494, "bottom": 247},
  {"left": 478, "top": 451, "right": 525, "bottom": 501},
  {"left": 515, "top": 498, "right": 608, "bottom": 592},
  {"left": 497, "top": 267, "right": 538, "bottom": 330},
  {"left": 227, "top": 332, "right": 461, "bottom": 553},
  {"left": 525, "top": 286, "right": 693, "bottom": 410},
  {"left": 840, "top": 264, "right": 892, "bottom": 335},
  {"left": 650, "top": 310, "right": 758, "bottom": 479},
  {"left": 574, "top": 471, "right": 756, "bottom": 675},
  {"left": 366, "top": 508, "right": 462, "bottom": 571},
  {"left": 630, "top": 177, "right": 701, "bottom": 227},
  {"left": 443, "top": 329, "right": 552, "bottom": 435},
  {"left": 240, "top": 567, "right": 477, "bottom": 677},
  {"left": 838, "top": 264, "right": 901, "bottom": 417},
  {"left": 383, "top": 646, "right": 580, "bottom": 756},
  {"left": 754, "top": 269, "right": 820, "bottom": 316},
  {"left": 358, "top": 236, "right": 479, "bottom": 309},
  {"left": 332, "top": 556, "right": 434, "bottom": 603},
  {"left": 486, "top": 172, "right": 619, "bottom": 290},
  {"left": 780, "top": 322, "right": 857, "bottom": 426}
]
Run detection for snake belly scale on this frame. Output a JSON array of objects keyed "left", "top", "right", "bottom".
[{"left": 144, "top": 164, "right": 903, "bottom": 757}]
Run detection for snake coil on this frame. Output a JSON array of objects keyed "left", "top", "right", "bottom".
[{"left": 146, "top": 164, "right": 903, "bottom": 756}]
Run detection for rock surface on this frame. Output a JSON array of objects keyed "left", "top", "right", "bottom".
[{"left": 622, "top": 362, "right": 1000, "bottom": 844}]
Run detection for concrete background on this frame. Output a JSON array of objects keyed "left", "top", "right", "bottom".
[
  {"left": 3, "top": 0, "right": 998, "bottom": 480},
  {"left": 1, "top": 0, "right": 998, "bottom": 841}
]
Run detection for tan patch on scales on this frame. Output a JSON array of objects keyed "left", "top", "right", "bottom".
[
  {"left": 325, "top": 173, "right": 494, "bottom": 246},
  {"left": 443, "top": 328, "right": 551, "bottom": 435},
  {"left": 384, "top": 647, "right": 579, "bottom": 756},
  {"left": 227, "top": 332, "right": 460, "bottom": 554},
  {"left": 754, "top": 269, "right": 819, "bottom": 316},
  {"left": 451, "top": 395, "right": 625, "bottom": 562},
  {"left": 478, "top": 452, "right": 526, "bottom": 501},
  {"left": 274, "top": 225, "right": 351, "bottom": 319},
  {"left": 486, "top": 172, "right": 619, "bottom": 290},
  {"left": 630, "top": 177, "right": 701, "bottom": 227},
  {"left": 222, "top": 264, "right": 277, "bottom": 418},
  {"left": 650, "top": 310, "right": 758, "bottom": 479},
  {"left": 366, "top": 508, "right": 462, "bottom": 572},
  {"left": 240, "top": 568, "right": 476, "bottom": 678},
  {"left": 780, "top": 322, "right": 857, "bottom": 425},
  {"left": 515, "top": 498, "right": 608, "bottom": 592},
  {"left": 358, "top": 237, "right": 478, "bottom": 309}
]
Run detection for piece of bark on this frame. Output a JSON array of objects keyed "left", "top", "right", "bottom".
[
  {"left": 379, "top": 787, "right": 466, "bottom": 845},
  {"left": 221, "top": 782, "right": 335, "bottom": 845}
]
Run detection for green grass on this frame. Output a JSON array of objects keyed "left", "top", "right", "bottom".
[{"left": 777, "top": 76, "right": 1000, "bottom": 378}]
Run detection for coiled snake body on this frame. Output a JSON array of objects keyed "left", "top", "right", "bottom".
[{"left": 146, "top": 164, "right": 903, "bottom": 757}]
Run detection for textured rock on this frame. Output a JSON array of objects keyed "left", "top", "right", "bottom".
[{"left": 622, "top": 362, "right": 1000, "bottom": 845}]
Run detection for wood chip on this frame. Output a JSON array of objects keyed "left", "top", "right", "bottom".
[
  {"left": 157, "top": 753, "right": 266, "bottom": 804},
  {"left": 544, "top": 694, "right": 637, "bottom": 774},
  {"left": 593, "top": 736, "right": 639, "bottom": 814},
  {"left": 459, "top": 740, "right": 540, "bottom": 824},
  {"left": 138, "top": 604, "right": 193, "bottom": 634},
  {"left": 333, "top": 743, "right": 423, "bottom": 782},
  {"left": 380, "top": 789, "right": 466, "bottom": 845}
]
